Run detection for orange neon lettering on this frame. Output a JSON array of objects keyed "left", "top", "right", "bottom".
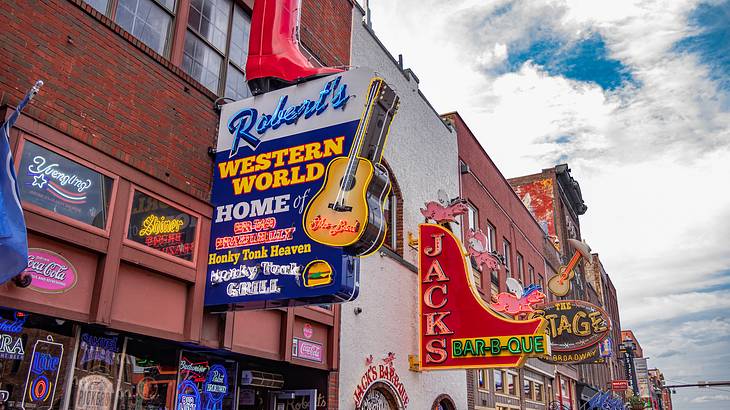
[
  {"left": 425, "top": 311, "right": 453, "bottom": 335},
  {"left": 424, "top": 284, "right": 448, "bottom": 309},
  {"left": 424, "top": 233, "right": 444, "bottom": 256},
  {"left": 424, "top": 259, "right": 449, "bottom": 283},
  {"left": 425, "top": 339, "right": 448, "bottom": 363}
]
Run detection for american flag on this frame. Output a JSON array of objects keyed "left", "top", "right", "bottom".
[{"left": 0, "top": 80, "right": 42, "bottom": 283}]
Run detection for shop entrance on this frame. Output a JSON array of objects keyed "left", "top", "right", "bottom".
[
  {"left": 359, "top": 382, "right": 401, "bottom": 410},
  {"left": 268, "top": 389, "right": 316, "bottom": 410}
]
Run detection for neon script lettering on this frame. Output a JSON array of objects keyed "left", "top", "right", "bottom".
[
  {"left": 31, "top": 352, "right": 60, "bottom": 374},
  {"left": 26, "top": 255, "right": 69, "bottom": 281},
  {"left": 27, "top": 156, "right": 92, "bottom": 193},
  {"left": 0, "top": 313, "right": 26, "bottom": 333},
  {"left": 79, "top": 334, "right": 119, "bottom": 365},
  {"left": 227, "top": 76, "right": 350, "bottom": 156},
  {"left": 138, "top": 214, "right": 185, "bottom": 237},
  {"left": 308, "top": 215, "right": 360, "bottom": 236}
]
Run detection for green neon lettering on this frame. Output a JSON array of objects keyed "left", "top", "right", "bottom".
[
  {"left": 508, "top": 337, "right": 521, "bottom": 354},
  {"left": 463, "top": 339, "right": 475, "bottom": 357},
  {"left": 475, "top": 339, "right": 486, "bottom": 356},
  {"left": 535, "top": 336, "right": 545, "bottom": 353},
  {"left": 490, "top": 338, "right": 501, "bottom": 355},
  {"left": 521, "top": 336, "right": 534, "bottom": 353},
  {"left": 453, "top": 340, "right": 463, "bottom": 357}
]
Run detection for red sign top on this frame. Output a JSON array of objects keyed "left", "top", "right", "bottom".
[
  {"left": 611, "top": 380, "right": 629, "bottom": 390},
  {"left": 419, "top": 224, "right": 547, "bottom": 370}
]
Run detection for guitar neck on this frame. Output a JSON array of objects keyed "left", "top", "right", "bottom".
[
  {"left": 348, "top": 79, "right": 384, "bottom": 161},
  {"left": 561, "top": 251, "right": 582, "bottom": 277},
  {"left": 359, "top": 81, "right": 399, "bottom": 163}
]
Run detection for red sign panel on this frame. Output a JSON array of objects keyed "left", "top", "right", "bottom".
[
  {"left": 611, "top": 380, "right": 629, "bottom": 391},
  {"left": 418, "top": 224, "right": 548, "bottom": 370}
]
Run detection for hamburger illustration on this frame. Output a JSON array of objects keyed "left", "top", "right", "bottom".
[{"left": 303, "top": 260, "right": 333, "bottom": 287}]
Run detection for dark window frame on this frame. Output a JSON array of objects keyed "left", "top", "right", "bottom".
[
  {"left": 87, "top": 0, "right": 178, "bottom": 57},
  {"left": 123, "top": 185, "right": 202, "bottom": 267},
  {"left": 15, "top": 133, "right": 120, "bottom": 237},
  {"left": 183, "top": 0, "right": 253, "bottom": 97}
]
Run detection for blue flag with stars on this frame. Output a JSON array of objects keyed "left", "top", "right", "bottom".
[{"left": 0, "top": 81, "right": 42, "bottom": 283}]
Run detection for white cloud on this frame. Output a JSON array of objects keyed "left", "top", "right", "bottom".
[
  {"left": 366, "top": 0, "right": 730, "bottom": 408},
  {"left": 621, "top": 291, "right": 730, "bottom": 326},
  {"left": 691, "top": 394, "right": 730, "bottom": 403}
]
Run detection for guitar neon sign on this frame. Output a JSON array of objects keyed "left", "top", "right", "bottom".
[
  {"left": 227, "top": 76, "right": 350, "bottom": 155},
  {"left": 27, "top": 155, "right": 92, "bottom": 204}
]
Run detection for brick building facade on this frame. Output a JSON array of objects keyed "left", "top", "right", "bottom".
[
  {"left": 445, "top": 112, "right": 555, "bottom": 410},
  {"left": 0, "top": 0, "right": 355, "bottom": 408}
]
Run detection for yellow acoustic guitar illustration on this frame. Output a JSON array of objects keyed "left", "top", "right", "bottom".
[{"left": 303, "top": 77, "right": 398, "bottom": 253}]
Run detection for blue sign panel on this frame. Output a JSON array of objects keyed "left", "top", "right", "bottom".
[{"left": 205, "top": 69, "right": 384, "bottom": 308}]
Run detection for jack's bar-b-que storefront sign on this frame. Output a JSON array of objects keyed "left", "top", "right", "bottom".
[
  {"left": 419, "top": 224, "right": 549, "bottom": 370},
  {"left": 538, "top": 300, "right": 611, "bottom": 364},
  {"left": 206, "top": 68, "right": 398, "bottom": 308}
]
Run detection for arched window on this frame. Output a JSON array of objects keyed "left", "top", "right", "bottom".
[
  {"left": 380, "top": 160, "right": 403, "bottom": 256},
  {"left": 360, "top": 382, "right": 402, "bottom": 409},
  {"left": 432, "top": 394, "right": 456, "bottom": 410}
]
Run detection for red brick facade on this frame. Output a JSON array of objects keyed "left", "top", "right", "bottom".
[
  {"left": 301, "top": 0, "right": 354, "bottom": 68},
  {"left": 0, "top": 0, "right": 354, "bottom": 405},
  {"left": 0, "top": 0, "right": 353, "bottom": 201}
]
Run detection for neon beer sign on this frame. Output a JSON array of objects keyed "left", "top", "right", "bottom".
[
  {"left": 138, "top": 214, "right": 185, "bottom": 237},
  {"left": 419, "top": 223, "right": 548, "bottom": 369},
  {"left": 27, "top": 155, "right": 92, "bottom": 204}
]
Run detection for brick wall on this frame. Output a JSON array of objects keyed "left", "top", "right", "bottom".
[
  {"left": 447, "top": 112, "right": 547, "bottom": 297},
  {"left": 0, "top": 0, "right": 353, "bottom": 201},
  {"left": 328, "top": 371, "right": 339, "bottom": 410},
  {"left": 301, "top": 0, "right": 353, "bottom": 68},
  {"left": 0, "top": 0, "right": 217, "bottom": 200}
]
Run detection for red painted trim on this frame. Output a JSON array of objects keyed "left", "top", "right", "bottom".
[
  {"left": 110, "top": 319, "right": 185, "bottom": 342},
  {"left": 119, "top": 246, "right": 197, "bottom": 282},
  {"left": 0, "top": 297, "right": 90, "bottom": 323},
  {"left": 15, "top": 133, "right": 120, "bottom": 237},
  {"left": 294, "top": 307, "right": 336, "bottom": 326}
]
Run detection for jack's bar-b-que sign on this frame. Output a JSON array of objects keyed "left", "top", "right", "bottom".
[
  {"left": 419, "top": 224, "right": 549, "bottom": 369},
  {"left": 206, "top": 68, "right": 398, "bottom": 308}
]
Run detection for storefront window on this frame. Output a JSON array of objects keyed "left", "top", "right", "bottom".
[
  {"left": 116, "top": 338, "right": 179, "bottom": 410},
  {"left": 477, "top": 369, "right": 488, "bottom": 390},
  {"left": 535, "top": 382, "right": 544, "bottom": 402},
  {"left": 18, "top": 141, "right": 114, "bottom": 229},
  {"left": 177, "top": 351, "right": 237, "bottom": 410},
  {"left": 494, "top": 370, "right": 503, "bottom": 393},
  {"left": 127, "top": 190, "right": 198, "bottom": 261},
  {"left": 506, "top": 372, "right": 516, "bottom": 395},
  {"left": 523, "top": 379, "right": 532, "bottom": 398},
  {"left": 0, "top": 308, "right": 76, "bottom": 410},
  {"left": 70, "top": 329, "right": 124, "bottom": 410}
]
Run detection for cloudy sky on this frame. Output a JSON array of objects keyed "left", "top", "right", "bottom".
[{"left": 361, "top": 0, "right": 730, "bottom": 408}]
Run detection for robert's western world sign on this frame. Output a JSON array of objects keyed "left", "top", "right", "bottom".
[
  {"left": 419, "top": 224, "right": 549, "bottom": 369},
  {"left": 206, "top": 68, "right": 398, "bottom": 308}
]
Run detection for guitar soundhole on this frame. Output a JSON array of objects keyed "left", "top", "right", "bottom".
[{"left": 339, "top": 176, "right": 356, "bottom": 191}]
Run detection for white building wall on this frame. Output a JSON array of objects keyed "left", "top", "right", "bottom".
[{"left": 338, "top": 6, "right": 468, "bottom": 410}]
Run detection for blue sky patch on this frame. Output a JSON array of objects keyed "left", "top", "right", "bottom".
[
  {"left": 674, "top": 1, "right": 730, "bottom": 91},
  {"left": 503, "top": 33, "right": 635, "bottom": 90}
]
